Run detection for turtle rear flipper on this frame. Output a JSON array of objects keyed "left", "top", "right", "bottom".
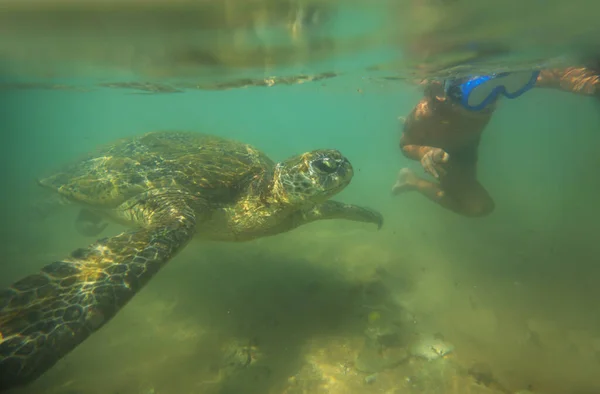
[{"left": 0, "top": 189, "right": 199, "bottom": 392}]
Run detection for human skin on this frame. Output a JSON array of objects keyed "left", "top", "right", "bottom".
[{"left": 392, "top": 66, "right": 600, "bottom": 217}]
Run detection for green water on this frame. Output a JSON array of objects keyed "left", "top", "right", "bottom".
[
  {"left": 2, "top": 1, "right": 600, "bottom": 394},
  {"left": 3, "top": 74, "right": 600, "bottom": 394}
]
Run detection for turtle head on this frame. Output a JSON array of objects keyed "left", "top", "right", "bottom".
[{"left": 272, "top": 149, "right": 353, "bottom": 204}]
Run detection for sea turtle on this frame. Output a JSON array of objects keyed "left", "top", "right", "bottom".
[{"left": 0, "top": 130, "right": 382, "bottom": 392}]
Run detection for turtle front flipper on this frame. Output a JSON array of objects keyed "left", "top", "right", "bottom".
[
  {"left": 74, "top": 209, "right": 109, "bottom": 237},
  {"left": 275, "top": 200, "right": 383, "bottom": 233},
  {"left": 306, "top": 201, "right": 384, "bottom": 229},
  {"left": 31, "top": 194, "right": 72, "bottom": 221},
  {"left": 0, "top": 189, "right": 199, "bottom": 392}
]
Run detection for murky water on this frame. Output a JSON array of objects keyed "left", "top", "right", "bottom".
[{"left": 1, "top": 1, "right": 600, "bottom": 394}]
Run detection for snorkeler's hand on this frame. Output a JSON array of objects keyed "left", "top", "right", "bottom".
[{"left": 421, "top": 148, "right": 449, "bottom": 178}]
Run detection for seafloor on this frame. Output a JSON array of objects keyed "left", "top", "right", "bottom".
[{"left": 4, "top": 206, "right": 599, "bottom": 394}]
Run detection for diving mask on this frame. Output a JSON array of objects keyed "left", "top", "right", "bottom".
[{"left": 444, "top": 70, "right": 541, "bottom": 111}]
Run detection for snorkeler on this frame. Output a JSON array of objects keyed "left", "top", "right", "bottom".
[{"left": 392, "top": 65, "right": 600, "bottom": 217}]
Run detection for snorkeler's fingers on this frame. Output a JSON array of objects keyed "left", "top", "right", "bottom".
[
  {"left": 433, "top": 149, "right": 450, "bottom": 163},
  {"left": 435, "top": 164, "right": 447, "bottom": 177},
  {"left": 425, "top": 159, "right": 439, "bottom": 178},
  {"left": 421, "top": 153, "right": 435, "bottom": 178}
]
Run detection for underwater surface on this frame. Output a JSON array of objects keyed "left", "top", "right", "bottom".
[{"left": 1, "top": 1, "right": 600, "bottom": 393}]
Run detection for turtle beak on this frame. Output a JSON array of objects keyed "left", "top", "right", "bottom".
[
  {"left": 337, "top": 157, "right": 353, "bottom": 184},
  {"left": 325, "top": 157, "right": 352, "bottom": 193},
  {"left": 343, "top": 157, "right": 353, "bottom": 177}
]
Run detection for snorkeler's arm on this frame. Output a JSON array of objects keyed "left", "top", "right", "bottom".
[
  {"left": 398, "top": 95, "right": 440, "bottom": 162},
  {"left": 399, "top": 136, "right": 436, "bottom": 161},
  {"left": 535, "top": 68, "right": 600, "bottom": 96}
]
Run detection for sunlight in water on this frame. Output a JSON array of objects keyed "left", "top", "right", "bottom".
[{"left": 1, "top": 1, "right": 600, "bottom": 394}]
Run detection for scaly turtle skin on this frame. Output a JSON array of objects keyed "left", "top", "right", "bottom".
[{"left": 0, "top": 130, "right": 382, "bottom": 392}]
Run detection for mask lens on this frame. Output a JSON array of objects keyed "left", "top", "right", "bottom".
[
  {"left": 501, "top": 71, "right": 538, "bottom": 95},
  {"left": 466, "top": 77, "right": 503, "bottom": 108},
  {"left": 465, "top": 71, "right": 539, "bottom": 109}
]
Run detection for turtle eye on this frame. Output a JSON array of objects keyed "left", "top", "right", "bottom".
[{"left": 313, "top": 157, "right": 338, "bottom": 174}]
